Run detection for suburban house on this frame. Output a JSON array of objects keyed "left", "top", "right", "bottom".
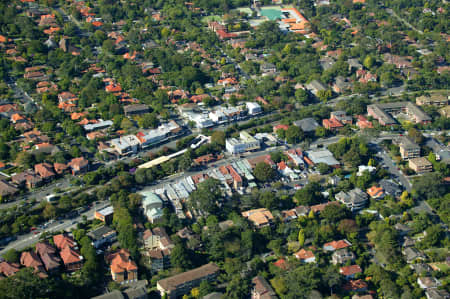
[
  {"left": 332, "top": 249, "right": 355, "bottom": 265},
  {"left": 323, "top": 239, "right": 352, "bottom": 251},
  {"left": 366, "top": 186, "right": 384, "bottom": 199},
  {"left": 35, "top": 241, "right": 61, "bottom": 273},
  {"left": 87, "top": 226, "right": 117, "bottom": 249},
  {"left": 67, "top": 157, "right": 89, "bottom": 175},
  {"left": 60, "top": 246, "right": 83, "bottom": 271},
  {"left": 294, "top": 249, "right": 316, "bottom": 263},
  {"left": 20, "top": 251, "right": 47, "bottom": 277},
  {"left": 53, "top": 234, "right": 77, "bottom": 250},
  {"left": 251, "top": 276, "right": 277, "bottom": 299},
  {"left": 11, "top": 170, "right": 43, "bottom": 189},
  {"left": 242, "top": 208, "right": 274, "bottom": 228},
  {"left": 305, "top": 80, "right": 327, "bottom": 96},
  {"left": 108, "top": 249, "right": 138, "bottom": 284},
  {"left": 34, "top": 162, "right": 56, "bottom": 180},
  {"left": 0, "top": 261, "right": 20, "bottom": 277},
  {"left": 417, "top": 277, "right": 442, "bottom": 289},
  {"left": 157, "top": 263, "right": 220, "bottom": 299},
  {"left": 0, "top": 180, "right": 19, "bottom": 197},
  {"left": 335, "top": 188, "right": 368, "bottom": 211},
  {"left": 343, "top": 279, "right": 368, "bottom": 293},
  {"left": 340, "top": 265, "right": 362, "bottom": 279},
  {"left": 123, "top": 104, "right": 150, "bottom": 116}
]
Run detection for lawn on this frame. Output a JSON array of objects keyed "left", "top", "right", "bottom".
[{"left": 201, "top": 15, "right": 222, "bottom": 23}]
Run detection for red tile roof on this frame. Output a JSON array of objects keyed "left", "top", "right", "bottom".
[
  {"left": 294, "top": 249, "right": 315, "bottom": 261},
  {"left": 110, "top": 250, "right": 138, "bottom": 274},
  {"left": 34, "top": 163, "right": 55, "bottom": 179},
  {"left": 0, "top": 261, "right": 20, "bottom": 277},
  {"left": 60, "top": 246, "right": 83, "bottom": 265},
  {"left": 340, "top": 264, "right": 362, "bottom": 276},
  {"left": 53, "top": 234, "right": 76, "bottom": 250},
  {"left": 324, "top": 239, "right": 352, "bottom": 250}
]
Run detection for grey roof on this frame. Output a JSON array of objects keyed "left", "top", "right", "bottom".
[
  {"left": 87, "top": 226, "right": 116, "bottom": 241},
  {"left": 123, "top": 286, "right": 147, "bottom": 299},
  {"left": 293, "top": 118, "right": 320, "bottom": 132},
  {"left": 91, "top": 290, "right": 125, "bottom": 299},
  {"left": 379, "top": 179, "right": 402, "bottom": 196},
  {"left": 306, "top": 80, "right": 327, "bottom": 92},
  {"left": 203, "top": 292, "right": 224, "bottom": 299},
  {"left": 306, "top": 149, "right": 339, "bottom": 166},
  {"left": 397, "top": 136, "right": 419, "bottom": 150}
]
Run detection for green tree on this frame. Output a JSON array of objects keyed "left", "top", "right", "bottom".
[
  {"left": 298, "top": 229, "right": 305, "bottom": 247},
  {"left": 211, "top": 131, "right": 225, "bottom": 147},
  {"left": 317, "top": 89, "right": 332, "bottom": 102},
  {"left": 170, "top": 243, "right": 192, "bottom": 270},
  {"left": 189, "top": 178, "right": 222, "bottom": 214},
  {"left": 253, "top": 162, "right": 276, "bottom": 182},
  {"left": 285, "top": 126, "right": 304, "bottom": 144},
  {"left": 137, "top": 113, "right": 159, "bottom": 129},
  {"left": 3, "top": 249, "right": 19, "bottom": 263},
  {"left": 363, "top": 55, "right": 374, "bottom": 69}
]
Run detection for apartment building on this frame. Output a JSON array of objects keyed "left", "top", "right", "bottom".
[
  {"left": 409, "top": 157, "right": 433, "bottom": 174},
  {"left": 398, "top": 137, "right": 420, "bottom": 160},
  {"left": 157, "top": 263, "right": 220, "bottom": 299}
]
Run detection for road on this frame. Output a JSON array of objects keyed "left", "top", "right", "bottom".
[
  {"left": 386, "top": 8, "right": 423, "bottom": 35},
  {"left": 0, "top": 201, "right": 110, "bottom": 255}
]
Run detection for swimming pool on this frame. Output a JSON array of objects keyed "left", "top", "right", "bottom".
[{"left": 260, "top": 8, "right": 283, "bottom": 20}]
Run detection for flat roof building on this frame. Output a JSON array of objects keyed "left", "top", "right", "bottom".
[
  {"left": 226, "top": 131, "right": 260, "bottom": 154},
  {"left": 409, "top": 157, "right": 432, "bottom": 174}
]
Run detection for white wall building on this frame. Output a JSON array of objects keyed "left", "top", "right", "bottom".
[{"left": 226, "top": 131, "right": 260, "bottom": 154}]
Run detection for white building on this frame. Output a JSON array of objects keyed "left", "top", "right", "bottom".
[
  {"left": 246, "top": 102, "right": 262, "bottom": 115},
  {"left": 226, "top": 131, "right": 260, "bottom": 154},
  {"left": 208, "top": 110, "right": 227, "bottom": 123},
  {"left": 136, "top": 121, "right": 181, "bottom": 148},
  {"left": 185, "top": 112, "right": 215, "bottom": 128},
  {"left": 110, "top": 135, "right": 140, "bottom": 155}
]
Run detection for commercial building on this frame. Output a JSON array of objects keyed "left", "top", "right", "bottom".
[
  {"left": 367, "top": 102, "right": 431, "bottom": 126},
  {"left": 246, "top": 102, "right": 262, "bottom": 115},
  {"left": 136, "top": 121, "right": 181, "bottom": 148},
  {"left": 94, "top": 206, "right": 114, "bottom": 223},
  {"left": 409, "top": 157, "right": 432, "bottom": 174},
  {"left": 305, "top": 149, "right": 340, "bottom": 167},
  {"left": 111, "top": 135, "right": 140, "bottom": 155},
  {"left": 398, "top": 137, "right": 420, "bottom": 160},
  {"left": 157, "top": 263, "right": 220, "bottom": 299},
  {"left": 226, "top": 131, "right": 260, "bottom": 154}
]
